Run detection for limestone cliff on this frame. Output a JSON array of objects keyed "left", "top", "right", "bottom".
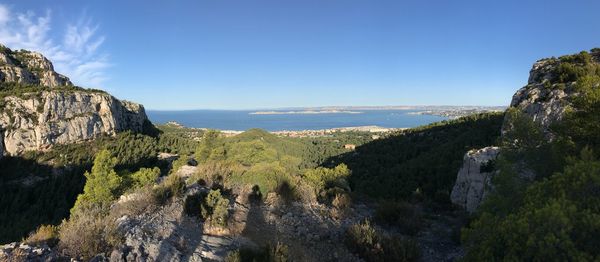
[
  {"left": 0, "top": 45, "right": 149, "bottom": 156},
  {"left": 0, "top": 45, "right": 72, "bottom": 87},
  {"left": 451, "top": 48, "right": 600, "bottom": 212},
  {"left": 450, "top": 147, "right": 499, "bottom": 213},
  {"left": 503, "top": 49, "right": 600, "bottom": 134}
]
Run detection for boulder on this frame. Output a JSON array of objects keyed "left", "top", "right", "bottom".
[{"left": 450, "top": 147, "right": 499, "bottom": 212}]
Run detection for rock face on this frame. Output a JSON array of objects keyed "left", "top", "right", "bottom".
[
  {"left": 503, "top": 49, "right": 600, "bottom": 133},
  {"left": 502, "top": 60, "right": 572, "bottom": 134},
  {"left": 0, "top": 45, "right": 72, "bottom": 87},
  {"left": 0, "top": 44, "right": 149, "bottom": 157},
  {"left": 451, "top": 49, "right": 600, "bottom": 212},
  {"left": 0, "top": 91, "right": 148, "bottom": 156},
  {"left": 450, "top": 147, "right": 499, "bottom": 212}
]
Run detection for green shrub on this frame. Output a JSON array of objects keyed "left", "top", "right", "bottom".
[
  {"left": 131, "top": 167, "right": 161, "bottom": 188},
  {"left": 200, "top": 189, "right": 230, "bottom": 227},
  {"left": 153, "top": 174, "right": 185, "bottom": 205},
  {"left": 170, "top": 155, "right": 190, "bottom": 175},
  {"left": 232, "top": 162, "right": 290, "bottom": 197},
  {"left": 72, "top": 150, "right": 123, "bottom": 213},
  {"left": 304, "top": 164, "right": 350, "bottom": 199},
  {"left": 374, "top": 201, "right": 423, "bottom": 236},
  {"left": 195, "top": 130, "right": 223, "bottom": 163}
]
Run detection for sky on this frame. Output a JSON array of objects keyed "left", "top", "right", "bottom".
[{"left": 0, "top": 0, "right": 599, "bottom": 110}]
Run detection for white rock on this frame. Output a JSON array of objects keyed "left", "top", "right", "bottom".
[
  {"left": 450, "top": 147, "right": 500, "bottom": 212},
  {"left": 0, "top": 91, "right": 148, "bottom": 155}
]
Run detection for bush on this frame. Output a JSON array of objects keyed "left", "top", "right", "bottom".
[
  {"left": 112, "top": 188, "right": 158, "bottom": 218},
  {"left": 153, "top": 174, "right": 185, "bottom": 205},
  {"left": 195, "top": 130, "right": 223, "bottom": 163},
  {"left": 332, "top": 193, "right": 352, "bottom": 213},
  {"left": 58, "top": 207, "right": 121, "bottom": 260},
  {"left": 200, "top": 189, "right": 230, "bottom": 227},
  {"left": 224, "top": 242, "right": 289, "bottom": 262},
  {"left": 275, "top": 181, "right": 298, "bottom": 204},
  {"left": 190, "top": 161, "right": 242, "bottom": 187},
  {"left": 374, "top": 201, "right": 423, "bottom": 236},
  {"left": 131, "top": 167, "right": 161, "bottom": 188},
  {"left": 23, "top": 225, "right": 59, "bottom": 247},
  {"left": 170, "top": 155, "right": 190, "bottom": 175},
  {"left": 232, "top": 162, "right": 290, "bottom": 197},
  {"left": 304, "top": 164, "right": 350, "bottom": 199},
  {"left": 345, "top": 220, "right": 420, "bottom": 262}
]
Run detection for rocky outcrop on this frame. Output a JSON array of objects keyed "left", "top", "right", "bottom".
[
  {"left": 111, "top": 185, "right": 213, "bottom": 262},
  {"left": 503, "top": 49, "right": 600, "bottom": 133},
  {"left": 502, "top": 59, "right": 573, "bottom": 134},
  {"left": 0, "top": 91, "right": 148, "bottom": 155},
  {"left": 451, "top": 49, "right": 600, "bottom": 212},
  {"left": 450, "top": 147, "right": 499, "bottom": 212},
  {"left": 0, "top": 45, "right": 149, "bottom": 156},
  {"left": 0, "top": 45, "right": 72, "bottom": 87}
]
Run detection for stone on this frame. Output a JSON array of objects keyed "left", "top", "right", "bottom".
[
  {"left": 0, "top": 46, "right": 72, "bottom": 87},
  {"left": 0, "top": 91, "right": 148, "bottom": 156},
  {"left": 450, "top": 147, "right": 500, "bottom": 212},
  {"left": 0, "top": 45, "right": 148, "bottom": 157},
  {"left": 451, "top": 50, "right": 600, "bottom": 213},
  {"left": 500, "top": 53, "right": 599, "bottom": 135}
]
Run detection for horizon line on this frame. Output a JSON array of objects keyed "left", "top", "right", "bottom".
[{"left": 145, "top": 104, "right": 508, "bottom": 111}]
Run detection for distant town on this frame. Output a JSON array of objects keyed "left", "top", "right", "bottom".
[
  {"left": 251, "top": 105, "right": 506, "bottom": 119},
  {"left": 405, "top": 106, "right": 506, "bottom": 119}
]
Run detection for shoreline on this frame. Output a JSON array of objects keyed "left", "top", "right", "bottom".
[{"left": 160, "top": 121, "right": 403, "bottom": 136}]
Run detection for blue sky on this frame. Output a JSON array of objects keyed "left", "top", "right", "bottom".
[{"left": 1, "top": 0, "right": 599, "bottom": 110}]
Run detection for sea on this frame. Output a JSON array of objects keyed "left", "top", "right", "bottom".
[{"left": 147, "top": 109, "right": 448, "bottom": 131}]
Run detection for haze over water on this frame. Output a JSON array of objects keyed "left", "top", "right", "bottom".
[{"left": 147, "top": 109, "right": 448, "bottom": 131}]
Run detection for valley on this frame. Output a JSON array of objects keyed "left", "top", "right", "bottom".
[{"left": 1, "top": 45, "right": 600, "bottom": 261}]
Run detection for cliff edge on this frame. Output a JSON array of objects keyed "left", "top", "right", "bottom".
[{"left": 0, "top": 44, "right": 150, "bottom": 156}]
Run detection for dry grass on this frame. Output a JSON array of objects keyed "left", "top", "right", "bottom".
[
  {"left": 23, "top": 224, "right": 59, "bottom": 247},
  {"left": 111, "top": 187, "right": 158, "bottom": 218},
  {"left": 58, "top": 207, "right": 122, "bottom": 260},
  {"left": 331, "top": 193, "right": 352, "bottom": 219}
]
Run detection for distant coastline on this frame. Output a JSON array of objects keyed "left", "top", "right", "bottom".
[
  {"left": 249, "top": 110, "right": 362, "bottom": 115},
  {"left": 159, "top": 121, "right": 401, "bottom": 138},
  {"left": 147, "top": 106, "right": 503, "bottom": 132}
]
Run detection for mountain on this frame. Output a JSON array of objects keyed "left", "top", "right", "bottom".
[{"left": 0, "top": 44, "right": 150, "bottom": 157}]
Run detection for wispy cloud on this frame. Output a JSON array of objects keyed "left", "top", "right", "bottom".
[{"left": 0, "top": 4, "right": 109, "bottom": 87}]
